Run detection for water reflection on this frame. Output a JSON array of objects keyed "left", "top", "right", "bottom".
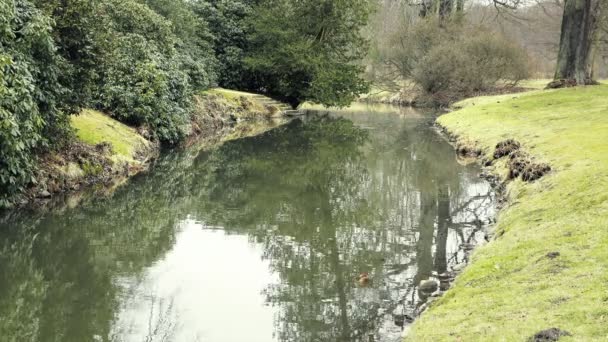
[
  {"left": 111, "top": 220, "right": 277, "bottom": 342},
  {"left": 0, "top": 106, "right": 494, "bottom": 342}
]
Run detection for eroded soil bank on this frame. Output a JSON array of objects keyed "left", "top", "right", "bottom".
[{"left": 406, "top": 85, "right": 608, "bottom": 341}]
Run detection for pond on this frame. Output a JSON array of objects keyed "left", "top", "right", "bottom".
[{"left": 0, "top": 104, "right": 495, "bottom": 342}]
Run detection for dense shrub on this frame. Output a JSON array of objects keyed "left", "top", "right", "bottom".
[
  {"left": 194, "top": 0, "right": 253, "bottom": 89},
  {"left": 414, "top": 32, "right": 530, "bottom": 94},
  {"left": 244, "top": 0, "right": 371, "bottom": 108},
  {"left": 1, "top": 0, "right": 374, "bottom": 204},
  {"left": 0, "top": 0, "right": 72, "bottom": 205},
  {"left": 31, "top": 0, "right": 102, "bottom": 109},
  {"left": 31, "top": 0, "right": 217, "bottom": 144},
  {"left": 95, "top": 0, "right": 196, "bottom": 144},
  {"left": 380, "top": 19, "right": 530, "bottom": 99},
  {"left": 98, "top": 34, "right": 192, "bottom": 144},
  {"left": 143, "top": 0, "right": 218, "bottom": 89}
]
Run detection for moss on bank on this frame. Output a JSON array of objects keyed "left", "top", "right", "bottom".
[
  {"left": 408, "top": 85, "right": 608, "bottom": 341},
  {"left": 71, "top": 109, "right": 152, "bottom": 164}
]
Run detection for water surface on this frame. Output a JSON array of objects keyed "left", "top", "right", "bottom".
[{"left": 0, "top": 105, "right": 495, "bottom": 342}]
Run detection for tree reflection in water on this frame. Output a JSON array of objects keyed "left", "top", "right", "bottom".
[
  {"left": 0, "top": 108, "right": 494, "bottom": 342},
  {"left": 188, "top": 110, "right": 495, "bottom": 341}
]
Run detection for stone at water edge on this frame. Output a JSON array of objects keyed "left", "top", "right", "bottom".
[
  {"left": 452, "top": 263, "right": 466, "bottom": 273},
  {"left": 437, "top": 272, "right": 453, "bottom": 280},
  {"left": 419, "top": 279, "right": 439, "bottom": 293}
]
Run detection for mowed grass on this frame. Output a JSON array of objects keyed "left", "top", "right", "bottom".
[
  {"left": 407, "top": 85, "right": 608, "bottom": 341},
  {"left": 452, "top": 90, "right": 543, "bottom": 109},
  {"left": 70, "top": 109, "right": 150, "bottom": 162}
]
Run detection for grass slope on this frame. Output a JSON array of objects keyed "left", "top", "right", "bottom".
[
  {"left": 206, "top": 88, "right": 259, "bottom": 100},
  {"left": 408, "top": 85, "right": 608, "bottom": 341},
  {"left": 203, "top": 88, "right": 289, "bottom": 118},
  {"left": 71, "top": 109, "right": 150, "bottom": 163}
]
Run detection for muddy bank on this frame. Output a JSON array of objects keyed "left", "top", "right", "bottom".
[{"left": 7, "top": 91, "right": 288, "bottom": 210}]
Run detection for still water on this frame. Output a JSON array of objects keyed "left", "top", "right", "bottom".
[{"left": 0, "top": 105, "right": 495, "bottom": 342}]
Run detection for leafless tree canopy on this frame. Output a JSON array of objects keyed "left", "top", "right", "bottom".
[{"left": 366, "top": 0, "right": 608, "bottom": 83}]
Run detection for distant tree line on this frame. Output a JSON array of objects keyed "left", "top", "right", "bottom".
[
  {"left": 366, "top": 0, "right": 606, "bottom": 101},
  {"left": 485, "top": 0, "right": 605, "bottom": 86},
  {"left": 0, "top": 0, "right": 372, "bottom": 206},
  {"left": 365, "top": 0, "right": 532, "bottom": 103}
]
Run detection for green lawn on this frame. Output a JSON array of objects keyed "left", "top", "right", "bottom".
[
  {"left": 407, "top": 85, "right": 608, "bottom": 341},
  {"left": 452, "top": 90, "right": 543, "bottom": 109}
]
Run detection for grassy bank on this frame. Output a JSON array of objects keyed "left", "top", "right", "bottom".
[
  {"left": 407, "top": 85, "right": 608, "bottom": 341},
  {"left": 358, "top": 80, "right": 556, "bottom": 107},
  {"left": 71, "top": 109, "right": 152, "bottom": 164},
  {"left": 204, "top": 88, "right": 289, "bottom": 118}
]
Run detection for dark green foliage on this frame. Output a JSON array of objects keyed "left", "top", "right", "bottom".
[
  {"left": 95, "top": 0, "right": 194, "bottom": 144},
  {"left": 98, "top": 34, "right": 192, "bottom": 144},
  {"left": 143, "top": 0, "right": 218, "bottom": 89},
  {"left": 193, "top": 0, "right": 253, "bottom": 89},
  {"left": 244, "top": 0, "right": 371, "bottom": 108},
  {"left": 31, "top": 0, "right": 101, "bottom": 108},
  {"left": 0, "top": 0, "right": 375, "bottom": 204},
  {"left": 32, "top": 0, "right": 217, "bottom": 144},
  {"left": 0, "top": 0, "right": 72, "bottom": 205}
]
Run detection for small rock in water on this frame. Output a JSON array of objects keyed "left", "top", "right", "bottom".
[
  {"left": 393, "top": 314, "right": 405, "bottom": 327},
  {"left": 528, "top": 328, "right": 572, "bottom": 342},
  {"left": 452, "top": 263, "right": 466, "bottom": 273},
  {"left": 419, "top": 279, "right": 439, "bottom": 293},
  {"left": 392, "top": 313, "right": 415, "bottom": 327},
  {"left": 437, "top": 272, "right": 453, "bottom": 281}
]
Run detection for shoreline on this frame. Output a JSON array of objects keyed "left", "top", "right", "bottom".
[
  {"left": 5, "top": 90, "right": 290, "bottom": 211},
  {"left": 358, "top": 81, "right": 550, "bottom": 109},
  {"left": 406, "top": 85, "right": 608, "bottom": 341}
]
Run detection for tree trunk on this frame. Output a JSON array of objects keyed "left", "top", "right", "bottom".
[
  {"left": 456, "top": 0, "right": 464, "bottom": 12},
  {"left": 419, "top": 0, "right": 433, "bottom": 18},
  {"left": 413, "top": 190, "right": 437, "bottom": 289},
  {"left": 553, "top": 0, "right": 601, "bottom": 85},
  {"left": 434, "top": 185, "right": 450, "bottom": 275},
  {"left": 439, "top": 0, "right": 453, "bottom": 20}
]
